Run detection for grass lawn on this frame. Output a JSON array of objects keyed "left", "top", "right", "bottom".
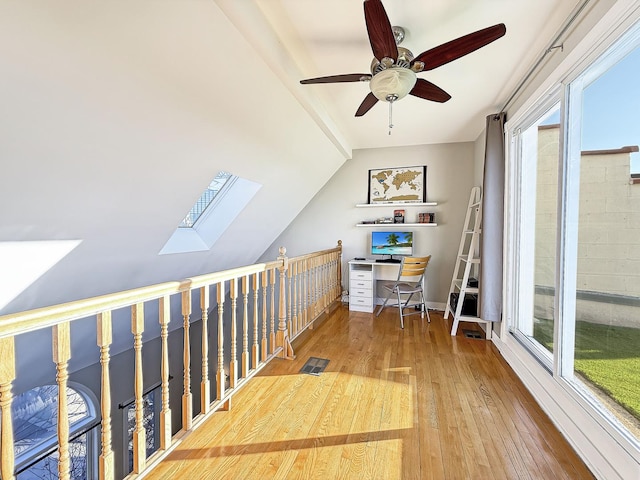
[{"left": 534, "top": 319, "right": 640, "bottom": 422}]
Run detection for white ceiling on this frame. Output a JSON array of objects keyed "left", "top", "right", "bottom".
[{"left": 217, "top": 0, "right": 580, "bottom": 152}]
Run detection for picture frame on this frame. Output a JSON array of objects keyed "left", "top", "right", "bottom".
[{"left": 368, "top": 165, "right": 426, "bottom": 204}]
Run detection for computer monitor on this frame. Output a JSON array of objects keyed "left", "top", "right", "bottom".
[{"left": 371, "top": 231, "right": 413, "bottom": 263}]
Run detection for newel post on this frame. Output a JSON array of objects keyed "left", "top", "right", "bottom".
[{"left": 276, "top": 247, "right": 295, "bottom": 359}]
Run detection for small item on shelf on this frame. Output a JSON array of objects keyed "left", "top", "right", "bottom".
[
  {"left": 393, "top": 209, "right": 405, "bottom": 223},
  {"left": 418, "top": 212, "right": 436, "bottom": 223},
  {"left": 360, "top": 220, "right": 376, "bottom": 224},
  {"left": 375, "top": 217, "right": 394, "bottom": 224}
]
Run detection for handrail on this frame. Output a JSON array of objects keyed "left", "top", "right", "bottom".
[
  {"left": 0, "top": 241, "right": 343, "bottom": 480},
  {"left": 0, "top": 264, "right": 274, "bottom": 340}
]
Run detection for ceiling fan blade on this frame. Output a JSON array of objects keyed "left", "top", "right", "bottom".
[
  {"left": 364, "top": 0, "right": 398, "bottom": 61},
  {"left": 412, "top": 23, "right": 506, "bottom": 71},
  {"left": 355, "top": 92, "right": 378, "bottom": 117},
  {"left": 410, "top": 79, "right": 451, "bottom": 103},
  {"left": 300, "top": 73, "right": 372, "bottom": 84}
]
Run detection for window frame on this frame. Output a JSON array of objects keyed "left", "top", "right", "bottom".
[
  {"left": 13, "top": 382, "right": 100, "bottom": 479},
  {"left": 507, "top": 91, "right": 562, "bottom": 371},
  {"left": 502, "top": 1, "right": 640, "bottom": 469},
  {"left": 122, "top": 385, "right": 162, "bottom": 475}
]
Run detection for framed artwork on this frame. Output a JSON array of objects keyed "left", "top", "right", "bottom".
[{"left": 368, "top": 165, "right": 426, "bottom": 204}]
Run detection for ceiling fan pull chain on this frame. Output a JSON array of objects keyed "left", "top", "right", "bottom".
[{"left": 388, "top": 95, "right": 396, "bottom": 135}]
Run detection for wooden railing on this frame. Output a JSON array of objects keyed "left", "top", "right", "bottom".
[{"left": 0, "top": 242, "right": 342, "bottom": 480}]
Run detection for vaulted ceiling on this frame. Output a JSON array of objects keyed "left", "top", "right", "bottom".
[
  {"left": 216, "top": 0, "right": 581, "bottom": 151},
  {"left": 0, "top": 0, "right": 581, "bottom": 319}
]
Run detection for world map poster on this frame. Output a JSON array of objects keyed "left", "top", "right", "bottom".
[{"left": 368, "top": 166, "right": 426, "bottom": 204}]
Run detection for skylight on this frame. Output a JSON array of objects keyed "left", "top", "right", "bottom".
[
  {"left": 179, "top": 171, "right": 232, "bottom": 228},
  {"left": 159, "top": 171, "right": 262, "bottom": 255}
]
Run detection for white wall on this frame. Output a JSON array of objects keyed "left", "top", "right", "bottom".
[
  {"left": 0, "top": 1, "right": 347, "bottom": 317},
  {"left": 261, "top": 142, "right": 476, "bottom": 306}
]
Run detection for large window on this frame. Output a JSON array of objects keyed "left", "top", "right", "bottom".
[
  {"left": 12, "top": 385, "right": 99, "bottom": 480},
  {"left": 569, "top": 35, "right": 640, "bottom": 438},
  {"left": 509, "top": 19, "right": 640, "bottom": 443},
  {"left": 124, "top": 387, "right": 160, "bottom": 475},
  {"left": 511, "top": 102, "right": 561, "bottom": 364}
]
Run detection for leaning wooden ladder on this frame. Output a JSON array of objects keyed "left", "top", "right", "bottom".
[{"left": 444, "top": 186, "right": 491, "bottom": 338}]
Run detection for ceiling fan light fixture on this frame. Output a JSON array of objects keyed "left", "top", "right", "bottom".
[{"left": 369, "top": 67, "right": 417, "bottom": 102}]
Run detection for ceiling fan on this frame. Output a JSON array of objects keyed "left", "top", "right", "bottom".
[{"left": 300, "top": 0, "right": 506, "bottom": 126}]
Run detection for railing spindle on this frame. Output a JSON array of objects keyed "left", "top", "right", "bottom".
[
  {"left": 159, "top": 295, "right": 172, "bottom": 450},
  {"left": 53, "top": 323, "right": 71, "bottom": 480},
  {"left": 322, "top": 254, "right": 329, "bottom": 310},
  {"left": 309, "top": 257, "right": 316, "bottom": 318},
  {"left": 241, "top": 276, "right": 249, "bottom": 378},
  {"left": 295, "top": 262, "right": 301, "bottom": 335},
  {"left": 131, "top": 304, "right": 146, "bottom": 474},
  {"left": 97, "top": 312, "right": 114, "bottom": 480},
  {"left": 181, "top": 291, "right": 193, "bottom": 430},
  {"left": 287, "top": 262, "right": 293, "bottom": 336},
  {"left": 303, "top": 262, "right": 307, "bottom": 328},
  {"left": 261, "top": 271, "right": 268, "bottom": 361},
  {"left": 320, "top": 256, "right": 325, "bottom": 310},
  {"left": 0, "top": 337, "right": 16, "bottom": 480},
  {"left": 337, "top": 240, "right": 343, "bottom": 300},
  {"left": 302, "top": 261, "right": 311, "bottom": 331},
  {"left": 317, "top": 256, "right": 323, "bottom": 312},
  {"left": 316, "top": 256, "right": 322, "bottom": 314},
  {"left": 200, "top": 287, "right": 210, "bottom": 414},
  {"left": 269, "top": 269, "right": 276, "bottom": 354},
  {"left": 303, "top": 259, "right": 309, "bottom": 327},
  {"left": 229, "top": 278, "right": 238, "bottom": 388},
  {"left": 252, "top": 273, "right": 260, "bottom": 369},
  {"left": 216, "top": 282, "right": 226, "bottom": 400}
]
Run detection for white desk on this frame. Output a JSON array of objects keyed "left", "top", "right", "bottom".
[{"left": 347, "top": 259, "right": 404, "bottom": 313}]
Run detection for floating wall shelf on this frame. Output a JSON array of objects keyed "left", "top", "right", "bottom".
[
  {"left": 356, "top": 223, "right": 438, "bottom": 227},
  {"left": 356, "top": 202, "right": 438, "bottom": 227},
  {"left": 355, "top": 202, "right": 438, "bottom": 208}
]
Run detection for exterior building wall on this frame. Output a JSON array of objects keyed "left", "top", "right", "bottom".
[{"left": 535, "top": 125, "right": 640, "bottom": 328}]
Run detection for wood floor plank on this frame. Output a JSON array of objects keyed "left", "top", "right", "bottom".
[
  {"left": 145, "top": 307, "right": 595, "bottom": 480},
  {"left": 413, "top": 324, "right": 446, "bottom": 480}
]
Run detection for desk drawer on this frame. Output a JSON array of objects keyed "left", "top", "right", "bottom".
[
  {"left": 350, "top": 270, "right": 373, "bottom": 281},
  {"left": 350, "top": 287, "right": 371, "bottom": 297},
  {"left": 349, "top": 296, "right": 373, "bottom": 308},
  {"left": 350, "top": 279, "right": 372, "bottom": 290}
]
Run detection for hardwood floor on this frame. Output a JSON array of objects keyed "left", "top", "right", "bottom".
[{"left": 145, "top": 305, "right": 595, "bottom": 480}]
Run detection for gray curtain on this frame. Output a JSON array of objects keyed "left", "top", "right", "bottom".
[{"left": 480, "top": 112, "right": 506, "bottom": 323}]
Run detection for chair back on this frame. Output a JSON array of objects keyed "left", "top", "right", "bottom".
[{"left": 398, "top": 256, "right": 431, "bottom": 282}]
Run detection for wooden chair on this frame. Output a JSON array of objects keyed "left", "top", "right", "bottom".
[{"left": 375, "top": 255, "right": 431, "bottom": 328}]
